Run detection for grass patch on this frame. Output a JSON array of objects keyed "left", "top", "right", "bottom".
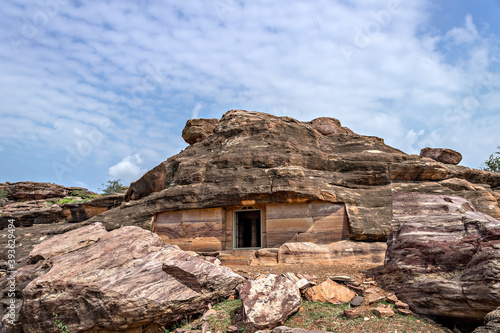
[
  {"left": 209, "top": 299, "right": 242, "bottom": 333},
  {"left": 285, "top": 300, "right": 449, "bottom": 333}
]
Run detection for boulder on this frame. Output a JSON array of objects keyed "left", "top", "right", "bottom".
[
  {"left": 237, "top": 274, "right": 301, "bottom": 332},
  {"left": 16, "top": 225, "right": 244, "bottom": 333},
  {"left": 384, "top": 192, "right": 500, "bottom": 323},
  {"left": 473, "top": 307, "right": 500, "bottom": 333},
  {"left": 182, "top": 118, "right": 219, "bottom": 145},
  {"left": 304, "top": 279, "right": 355, "bottom": 304},
  {"left": 420, "top": 147, "right": 462, "bottom": 165}
]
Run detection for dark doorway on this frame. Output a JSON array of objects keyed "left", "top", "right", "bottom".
[{"left": 234, "top": 210, "right": 262, "bottom": 248}]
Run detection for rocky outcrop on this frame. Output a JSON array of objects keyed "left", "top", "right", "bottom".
[
  {"left": 3, "top": 181, "right": 68, "bottom": 201},
  {"left": 94, "top": 110, "right": 500, "bottom": 243},
  {"left": 0, "top": 182, "right": 124, "bottom": 229},
  {"left": 420, "top": 147, "right": 462, "bottom": 165},
  {"left": 182, "top": 118, "right": 219, "bottom": 145},
  {"left": 7, "top": 224, "right": 243, "bottom": 333},
  {"left": 384, "top": 192, "right": 500, "bottom": 323},
  {"left": 237, "top": 274, "right": 301, "bottom": 332}
]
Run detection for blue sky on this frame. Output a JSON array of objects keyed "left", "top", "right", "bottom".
[{"left": 1, "top": 0, "right": 499, "bottom": 192}]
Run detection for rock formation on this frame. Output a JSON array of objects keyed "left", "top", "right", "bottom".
[
  {"left": 89, "top": 110, "right": 500, "bottom": 245},
  {"left": 384, "top": 192, "right": 500, "bottom": 323},
  {"left": 4, "top": 223, "right": 244, "bottom": 332}
]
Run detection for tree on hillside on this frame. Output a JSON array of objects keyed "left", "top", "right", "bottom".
[
  {"left": 99, "top": 179, "right": 125, "bottom": 195},
  {"left": 483, "top": 146, "right": 500, "bottom": 172}
]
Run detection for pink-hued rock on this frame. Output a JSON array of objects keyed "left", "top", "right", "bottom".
[
  {"left": 384, "top": 192, "right": 500, "bottom": 322},
  {"left": 237, "top": 274, "right": 301, "bottom": 332},
  {"left": 420, "top": 147, "right": 462, "bottom": 165},
  {"left": 27, "top": 223, "right": 108, "bottom": 264},
  {"left": 19, "top": 226, "right": 244, "bottom": 333},
  {"left": 304, "top": 279, "right": 355, "bottom": 304}
]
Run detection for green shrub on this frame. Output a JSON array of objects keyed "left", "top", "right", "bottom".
[
  {"left": 483, "top": 146, "right": 500, "bottom": 172},
  {"left": 0, "top": 189, "right": 8, "bottom": 199},
  {"left": 53, "top": 313, "right": 70, "bottom": 333},
  {"left": 99, "top": 179, "right": 125, "bottom": 195}
]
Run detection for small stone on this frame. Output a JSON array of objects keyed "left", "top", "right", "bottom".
[
  {"left": 201, "top": 309, "right": 217, "bottom": 321},
  {"left": 364, "top": 287, "right": 382, "bottom": 294},
  {"left": 398, "top": 308, "right": 413, "bottom": 316},
  {"left": 226, "top": 325, "right": 238, "bottom": 333},
  {"left": 329, "top": 275, "right": 355, "bottom": 283},
  {"left": 346, "top": 284, "right": 364, "bottom": 296},
  {"left": 344, "top": 308, "right": 364, "bottom": 319},
  {"left": 350, "top": 295, "right": 364, "bottom": 308},
  {"left": 296, "top": 278, "right": 314, "bottom": 291},
  {"left": 201, "top": 321, "right": 210, "bottom": 333},
  {"left": 395, "top": 300, "right": 409, "bottom": 310},
  {"left": 227, "top": 295, "right": 235, "bottom": 301},
  {"left": 365, "top": 293, "right": 385, "bottom": 304},
  {"left": 372, "top": 307, "right": 395, "bottom": 318},
  {"left": 386, "top": 294, "right": 398, "bottom": 304}
]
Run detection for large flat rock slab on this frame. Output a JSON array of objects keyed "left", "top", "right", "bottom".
[{"left": 15, "top": 224, "right": 244, "bottom": 333}]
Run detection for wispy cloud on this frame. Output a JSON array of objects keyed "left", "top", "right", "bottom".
[{"left": 0, "top": 0, "right": 499, "bottom": 190}]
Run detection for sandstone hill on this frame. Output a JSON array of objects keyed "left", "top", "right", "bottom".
[{"left": 89, "top": 109, "right": 500, "bottom": 241}]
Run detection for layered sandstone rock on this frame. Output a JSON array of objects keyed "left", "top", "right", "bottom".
[
  {"left": 4, "top": 181, "right": 68, "bottom": 201},
  {"left": 93, "top": 110, "right": 500, "bottom": 247},
  {"left": 237, "top": 274, "right": 301, "bottom": 332},
  {"left": 11, "top": 224, "right": 243, "bottom": 333},
  {"left": 384, "top": 192, "right": 500, "bottom": 322}
]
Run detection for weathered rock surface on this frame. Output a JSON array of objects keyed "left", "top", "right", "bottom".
[
  {"left": 473, "top": 307, "right": 500, "bottom": 333},
  {"left": 97, "top": 110, "right": 500, "bottom": 245},
  {"left": 384, "top": 192, "right": 500, "bottom": 323},
  {"left": 420, "top": 147, "right": 462, "bottom": 165},
  {"left": 4, "top": 181, "right": 68, "bottom": 201},
  {"left": 304, "top": 279, "right": 355, "bottom": 304},
  {"left": 277, "top": 241, "right": 387, "bottom": 265},
  {"left": 237, "top": 274, "right": 301, "bottom": 332},
  {"left": 10, "top": 224, "right": 244, "bottom": 333},
  {"left": 182, "top": 118, "right": 219, "bottom": 145}
]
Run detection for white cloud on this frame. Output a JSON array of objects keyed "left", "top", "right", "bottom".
[
  {"left": 0, "top": 0, "right": 499, "bottom": 190},
  {"left": 108, "top": 154, "right": 146, "bottom": 184},
  {"left": 445, "top": 14, "right": 479, "bottom": 44}
]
